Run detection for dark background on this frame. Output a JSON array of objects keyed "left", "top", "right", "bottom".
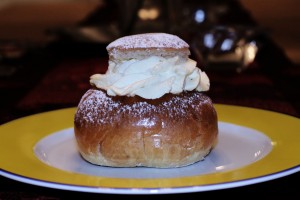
[{"left": 0, "top": 0, "right": 299, "bottom": 199}]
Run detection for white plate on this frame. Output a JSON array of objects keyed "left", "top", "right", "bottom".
[
  {"left": 0, "top": 105, "right": 299, "bottom": 194},
  {"left": 34, "top": 122, "right": 272, "bottom": 179}
]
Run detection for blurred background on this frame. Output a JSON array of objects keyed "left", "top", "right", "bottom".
[
  {"left": 0, "top": 0, "right": 300, "bottom": 122},
  {"left": 1, "top": 0, "right": 299, "bottom": 64},
  {"left": 1, "top": 1, "right": 300, "bottom": 199}
]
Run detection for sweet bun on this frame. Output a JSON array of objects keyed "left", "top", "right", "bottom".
[
  {"left": 106, "top": 33, "right": 190, "bottom": 61},
  {"left": 74, "top": 33, "right": 218, "bottom": 168},
  {"left": 74, "top": 89, "right": 218, "bottom": 168}
]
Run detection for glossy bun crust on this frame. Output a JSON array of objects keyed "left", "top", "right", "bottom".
[{"left": 74, "top": 89, "right": 218, "bottom": 168}]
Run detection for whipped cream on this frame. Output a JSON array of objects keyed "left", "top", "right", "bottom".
[{"left": 90, "top": 56, "right": 210, "bottom": 99}]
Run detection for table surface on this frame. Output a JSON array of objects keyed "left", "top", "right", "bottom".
[{"left": 0, "top": 39, "right": 299, "bottom": 199}]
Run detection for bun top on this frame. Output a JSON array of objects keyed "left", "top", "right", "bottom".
[
  {"left": 107, "top": 33, "right": 189, "bottom": 50},
  {"left": 106, "top": 33, "right": 190, "bottom": 60}
]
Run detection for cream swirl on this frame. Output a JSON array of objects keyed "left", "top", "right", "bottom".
[{"left": 90, "top": 56, "right": 210, "bottom": 99}]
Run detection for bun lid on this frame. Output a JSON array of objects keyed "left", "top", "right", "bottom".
[{"left": 106, "top": 33, "right": 190, "bottom": 60}]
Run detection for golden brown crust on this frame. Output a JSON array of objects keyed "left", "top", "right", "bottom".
[
  {"left": 106, "top": 33, "right": 191, "bottom": 61},
  {"left": 74, "top": 89, "right": 218, "bottom": 168}
]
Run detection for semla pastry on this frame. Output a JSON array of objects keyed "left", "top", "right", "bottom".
[{"left": 74, "top": 33, "right": 218, "bottom": 168}]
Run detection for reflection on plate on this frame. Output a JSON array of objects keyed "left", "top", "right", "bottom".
[
  {"left": 0, "top": 105, "right": 299, "bottom": 194},
  {"left": 34, "top": 122, "right": 272, "bottom": 179}
]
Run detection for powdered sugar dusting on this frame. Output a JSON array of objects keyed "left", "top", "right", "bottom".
[
  {"left": 75, "top": 89, "right": 212, "bottom": 126},
  {"left": 107, "top": 33, "right": 189, "bottom": 50}
]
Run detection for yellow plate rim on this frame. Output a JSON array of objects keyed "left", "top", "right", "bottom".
[{"left": 0, "top": 104, "right": 299, "bottom": 194}]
